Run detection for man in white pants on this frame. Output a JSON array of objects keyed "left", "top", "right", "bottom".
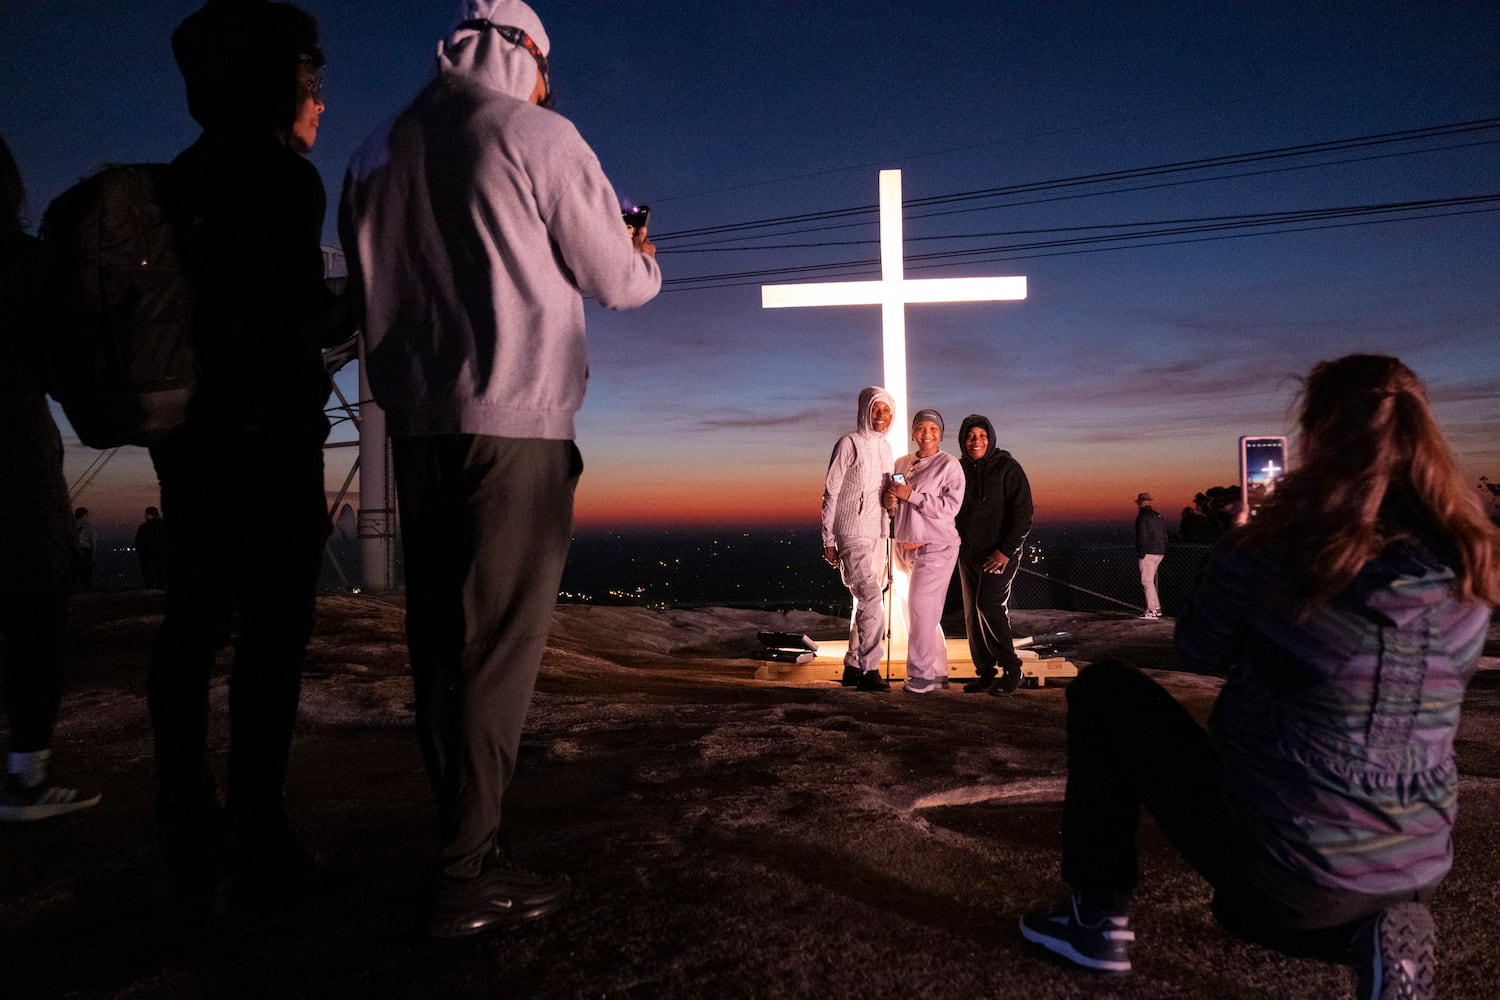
[{"left": 1135, "top": 492, "right": 1167, "bottom": 619}]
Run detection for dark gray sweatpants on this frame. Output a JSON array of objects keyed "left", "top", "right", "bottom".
[{"left": 393, "top": 434, "right": 582, "bottom": 879}]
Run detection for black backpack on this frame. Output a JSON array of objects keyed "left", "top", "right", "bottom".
[{"left": 40, "top": 163, "right": 194, "bottom": 449}]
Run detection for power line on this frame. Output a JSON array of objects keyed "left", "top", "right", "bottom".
[
  {"left": 660, "top": 197, "right": 1500, "bottom": 292},
  {"left": 652, "top": 118, "right": 1499, "bottom": 247}
]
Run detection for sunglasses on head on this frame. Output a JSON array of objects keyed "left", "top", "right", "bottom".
[{"left": 456, "top": 19, "right": 554, "bottom": 109}]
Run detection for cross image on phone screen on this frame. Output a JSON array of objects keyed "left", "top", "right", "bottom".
[{"left": 1239, "top": 435, "right": 1287, "bottom": 522}]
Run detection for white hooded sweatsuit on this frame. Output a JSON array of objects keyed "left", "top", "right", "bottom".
[
  {"left": 339, "top": 0, "right": 660, "bottom": 881},
  {"left": 821, "top": 386, "right": 895, "bottom": 675}
]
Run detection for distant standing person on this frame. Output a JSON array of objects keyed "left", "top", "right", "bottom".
[
  {"left": 884, "top": 409, "right": 964, "bottom": 693},
  {"left": 148, "top": 0, "right": 350, "bottom": 912},
  {"left": 341, "top": 0, "right": 661, "bottom": 938},
  {"left": 0, "top": 132, "right": 100, "bottom": 820},
  {"left": 1134, "top": 491, "right": 1166, "bottom": 619},
  {"left": 135, "top": 506, "right": 167, "bottom": 589},
  {"left": 954, "top": 414, "right": 1033, "bottom": 695},
  {"left": 821, "top": 386, "right": 896, "bottom": 692},
  {"left": 73, "top": 507, "right": 97, "bottom": 588},
  {"left": 1019, "top": 355, "right": 1500, "bottom": 999}
]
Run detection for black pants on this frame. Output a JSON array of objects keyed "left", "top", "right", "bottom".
[
  {"left": 148, "top": 423, "right": 328, "bottom": 834},
  {"left": 958, "top": 553, "right": 1022, "bottom": 676},
  {"left": 1061, "top": 659, "right": 1423, "bottom": 960},
  {"left": 0, "top": 399, "right": 73, "bottom": 755},
  {"left": 393, "top": 435, "right": 581, "bottom": 879}
]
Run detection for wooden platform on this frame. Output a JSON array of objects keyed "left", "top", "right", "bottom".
[{"left": 754, "top": 635, "right": 1078, "bottom": 687}]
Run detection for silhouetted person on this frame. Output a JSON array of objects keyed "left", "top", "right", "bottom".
[
  {"left": 73, "top": 507, "right": 97, "bottom": 588},
  {"left": 135, "top": 506, "right": 167, "bottom": 589},
  {"left": 1021, "top": 355, "right": 1500, "bottom": 1000},
  {"left": 148, "top": 0, "right": 348, "bottom": 913},
  {"left": 0, "top": 133, "right": 100, "bottom": 821},
  {"left": 341, "top": 0, "right": 660, "bottom": 938}
]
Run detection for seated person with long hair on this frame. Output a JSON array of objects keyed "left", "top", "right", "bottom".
[{"left": 1020, "top": 355, "right": 1499, "bottom": 1000}]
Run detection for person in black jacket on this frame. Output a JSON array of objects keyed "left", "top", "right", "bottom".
[
  {"left": 1134, "top": 492, "right": 1167, "bottom": 618},
  {"left": 954, "top": 414, "right": 1034, "bottom": 695},
  {"left": 148, "top": 0, "right": 349, "bottom": 914}
]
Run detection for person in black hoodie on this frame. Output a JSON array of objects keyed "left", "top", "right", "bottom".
[
  {"left": 954, "top": 414, "right": 1034, "bottom": 695},
  {"left": 149, "top": 0, "right": 349, "bottom": 913}
]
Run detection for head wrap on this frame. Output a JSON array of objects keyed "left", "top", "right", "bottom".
[{"left": 911, "top": 409, "right": 944, "bottom": 434}]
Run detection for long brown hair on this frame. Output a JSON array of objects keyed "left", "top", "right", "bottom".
[{"left": 1240, "top": 354, "right": 1500, "bottom": 610}]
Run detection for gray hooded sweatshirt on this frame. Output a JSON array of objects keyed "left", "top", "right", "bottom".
[
  {"left": 340, "top": 0, "right": 661, "bottom": 440},
  {"left": 821, "top": 386, "right": 895, "bottom": 547}
]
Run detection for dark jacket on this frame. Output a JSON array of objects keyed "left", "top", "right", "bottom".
[
  {"left": 1176, "top": 534, "right": 1489, "bottom": 908},
  {"left": 1135, "top": 504, "right": 1167, "bottom": 558},
  {"left": 954, "top": 414, "right": 1033, "bottom": 562},
  {"left": 172, "top": 133, "right": 346, "bottom": 437}
]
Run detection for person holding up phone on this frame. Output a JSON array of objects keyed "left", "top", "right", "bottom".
[
  {"left": 1020, "top": 355, "right": 1500, "bottom": 999},
  {"left": 883, "top": 410, "right": 964, "bottom": 693}
]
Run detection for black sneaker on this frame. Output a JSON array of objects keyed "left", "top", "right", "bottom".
[
  {"left": 840, "top": 664, "right": 862, "bottom": 686},
  {"left": 427, "top": 859, "right": 572, "bottom": 939},
  {"left": 1019, "top": 892, "right": 1134, "bottom": 973},
  {"left": 1350, "top": 902, "right": 1436, "bottom": 1000},
  {"left": 989, "top": 661, "right": 1024, "bottom": 696},
  {"left": 962, "top": 671, "right": 997, "bottom": 693},
  {"left": 0, "top": 774, "right": 101, "bottom": 822},
  {"left": 856, "top": 670, "right": 891, "bottom": 692}
]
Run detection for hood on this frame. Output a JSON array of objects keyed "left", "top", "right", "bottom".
[
  {"left": 173, "top": 0, "right": 323, "bottom": 138},
  {"left": 855, "top": 386, "right": 894, "bottom": 436},
  {"left": 437, "top": 0, "right": 550, "bottom": 101},
  {"left": 958, "top": 414, "right": 997, "bottom": 461}
]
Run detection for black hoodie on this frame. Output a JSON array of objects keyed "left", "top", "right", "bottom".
[{"left": 954, "top": 414, "right": 1033, "bottom": 561}]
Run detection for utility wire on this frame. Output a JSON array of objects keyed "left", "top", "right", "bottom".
[
  {"left": 660, "top": 199, "right": 1500, "bottom": 291},
  {"left": 652, "top": 118, "right": 1499, "bottom": 246}
]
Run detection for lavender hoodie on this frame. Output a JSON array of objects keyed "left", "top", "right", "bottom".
[{"left": 340, "top": 0, "right": 660, "bottom": 440}]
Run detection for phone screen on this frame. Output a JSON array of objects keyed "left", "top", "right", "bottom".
[{"left": 1239, "top": 436, "right": 1287, "bottom": 522}]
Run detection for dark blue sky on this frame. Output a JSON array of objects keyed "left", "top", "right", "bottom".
[{"left": 3, "top": 2, "right": 1496, "bottom": 529}]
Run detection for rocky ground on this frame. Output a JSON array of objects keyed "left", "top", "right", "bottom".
[{"left": 3, "top": 592, "right": 1498, "bottom": 999}]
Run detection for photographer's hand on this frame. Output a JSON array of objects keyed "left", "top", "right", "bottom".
[{"left": 632, "top": 226, "right": 656, "bottom": 258}]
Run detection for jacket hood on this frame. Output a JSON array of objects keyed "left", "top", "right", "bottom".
[
  {"left": 437, "top": 0, "right": 550, "bottom": 101},
  {"left": 855, "top": 386, "right": 895, "bottom": 436},
  {"left": 173, "top": 0, "right": 323, "bottom": 138},
  {"left": 958, "top": 414, "right": 997, "bottom": 461}
]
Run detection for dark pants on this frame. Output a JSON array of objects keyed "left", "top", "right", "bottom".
[
  {"left": 148, "top": 423, "right": 328, "bottom": 834},
  {"left": 1061, "top": 659, "right": 1422, "bottom": 960},
  {"left": 0, "top": 399, "right": 74, "bottom": 754},
  {"left": 958, "top": 553, "right": 1022, "bottom": 677},
  {"left": 393, "top": 434, "right": 581, "bottom": 879}
]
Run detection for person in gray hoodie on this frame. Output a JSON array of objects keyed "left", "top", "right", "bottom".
[
  {"left": 821, "top": 386, "right": 896, "bottom": 691},
  {"left": 341, "top": 0, "right": 660, "bottom": 939}
]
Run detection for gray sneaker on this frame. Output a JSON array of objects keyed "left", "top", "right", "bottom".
[
  {"left": 1020, "top": 892, "right": 1133, "bottom": 973},
  {"left": 1350, "top": 902, "right": 1436, "bottom": 1000},
  {"left": 0, "top": 775, "right": 101, "bottom": 822}
]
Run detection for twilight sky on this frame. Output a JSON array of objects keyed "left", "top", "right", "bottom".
[{"left": 3, "top": 1, "right": 1497, "bottom": 534}]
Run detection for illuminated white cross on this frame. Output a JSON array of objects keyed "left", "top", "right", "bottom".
[
  {"left": 760, "top": 169, "right": 1027, "bottom": 452},
  {"left": 1261, "top": 460, "right": 1282, "bottom": 480},
  {"left": 761, "top": 170, "right": 1027, "bottom": 657}
]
